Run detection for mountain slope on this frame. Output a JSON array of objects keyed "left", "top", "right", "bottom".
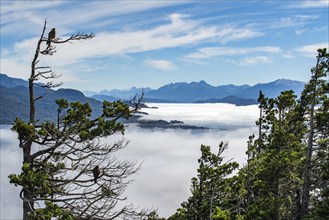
[
  {"left": 235, "top": 79, "right": 306, "bottom": 99},
  {"left": 0, "top": 73, "right": 28, "bottom": 88},
  {"left": 0, "top": 80, "right": 103, "bottom": 124},
  {"left": 145, "top": 80, "right": 220, "bottom": 102},
  {"left": 91, "top": 94, "right": 121, "bottom": 102}
]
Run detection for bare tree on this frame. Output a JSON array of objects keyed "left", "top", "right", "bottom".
[{"left": 9, "top": 20, "right": 146, "bottom": 220}]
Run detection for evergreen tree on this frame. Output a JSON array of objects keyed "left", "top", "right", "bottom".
[
  {"left": 9, "top": 20, "right": 146, "bottom": 220},
  {"left": 300, "top": 48, "right": 329, "bottom": 219},
  {"left": 244, "top": 90, "right": 306, "bottom": 220},
  {"left": 169, "top": 142, "right": 239, "bottom": 220},
  {"left": 168, "top": 48, "right": 328, "bottom": 220},
  {"left": 297, "top": 49, "right": 329, "bottom": 219}
]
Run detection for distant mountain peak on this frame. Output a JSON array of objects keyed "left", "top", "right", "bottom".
[
  {"left": 189, "top": 80, "right": 212, "bottom": 89},
  {"left": 272, "top": 78, "right": 305, "bottom": 85},
  {"left": 196, "top": 80, "right": 208, "bottom": 84},
  {"left": 161, "top": 80, "right": 212, "bottom": 90}
]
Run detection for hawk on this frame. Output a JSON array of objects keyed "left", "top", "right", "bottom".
[
  {"left": 47, "top": 28, "right": 56, "bottom": 48},
  {"left": 93, "top": 165, "right": 101, "bottom": 183}
]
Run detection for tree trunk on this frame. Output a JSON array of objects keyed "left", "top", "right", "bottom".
[
  {"left": 300, "top": 57, "right": 320, "bottom": 219},
  {"left": 22, "top": 20, "right": 46, "bottom": 220},
  {"left": 198, "top": 177, "right": 203, "bottom": 220},
  {"left": 300, "top": 103, "right": 315, "bottom": 218},
  {"left": 22, "top": 187, "right": 34, "bottom": 220}
]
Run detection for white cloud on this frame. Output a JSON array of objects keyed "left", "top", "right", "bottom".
[
  {"left": 0, "top": 1, "right": 188, "bottom": 36},
  {"left": 103, "top": 104, "right": 259, "bottom": 217},
  {"left": 122, "top": 126, "right": 256, "bottom": 217},
  {"left": 269, "top": 15, "right": 319, "bottom": 29},
  {"left": 298, "top": 0, "right": 329, "bottom": 8},
  {"left": 215, "top": 26, "right": 263, "bottom": 43},
  {"left": 78, "top": 15, "right": 261, "bottom": 56},
  {"left": 183, "top": 46, "right": 278, "bottom": 66},
  {"left": 0, "top": 104, "right": 259, "bottom": 218},
  {"left": 0, "top": 58, "right": 30, "bottom": 79},
  {"left": 0, "top": 1, "right": 67, "bottom": 36},
  {"left": 295, "top": 29, "right": 306, "bottom": 35},
  {"left": 313, "top": 26, "right": 328, "bottom": 32},
  {"left": 240, "top": 56, "right": 272, "bottom": 66},
  {"left": 297, "top": 42, "right": 329, "bottom": 57},
  {"left": 184, "top": 46, "right": 281, "bottom": 60},
  {"left": 141, "top": 103, "right": 258, "bottom": 128},
  {"left": 0, "top": 126, "right": 22, "bottom": 220},
  {"left": 285, "top": 0, "right": 328, "bottom": 8},
  {"left": 2, "top": 13, "right": 263, "bottom": 82},
  {"left": 282, "top": 51, "right": 295, "bottom": 59},
  {"left": 1, "top": 1, "right": 65, "bottom": 14},
  {"left": 144, "top": 59, "right": 175, "bottom": 70}
]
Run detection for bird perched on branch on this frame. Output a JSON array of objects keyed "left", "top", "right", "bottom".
[
  {"left": 93, "top": 165, "right": 101, "bottom": 183},
  {"left": 47, "top": 28, "right": 56, "bottom": 48}
]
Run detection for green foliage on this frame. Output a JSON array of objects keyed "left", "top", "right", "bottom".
[
  {"left": 29, "top": 201, "right": 75, "bottom": 220},
  {"left": 169, "top": 142, "right": 239, "bottom": 220},
  {"left": 55, "top": 98, "right": 68, "bottom": 109},
  {"left": 212, "top": 207, "right": 231, "bottom": 220},
  {"left": 143, "top": 210, "right": 166, "bottom": 220},
  {"left": 103, "top": 100, "right": 131, "bottom": 119},
  {"left": 244, "top": 90, "right": 306, "bottom": 220},
  {"left": 12, "top": 118, "right": 36, "bottom": 147},
  {"left": 57, "top": 100, "right": 130, "bottom": 141},
  {"left": 242, "top": 48, "right": 328, "bottom": 220},
  {"left": 9, "top": 98, "right": 139, "bottom": 218},
  {"left": 167, "top": 208, "right": 187, "bottom": 220},
  {"left": 8, "top": 161, "right": 65, "bottom": 199},
  {"left": 9, "top": 163, "right": 49, "bottom": 193},
  {"left": 9, "top": 23, "right": 148, "bottom": 220},
  {"left": 168, "top": 49, "right": 328, "bottom": 220},
  {"left": 298, "top": 48, "right": 329, "bottom": 219}
]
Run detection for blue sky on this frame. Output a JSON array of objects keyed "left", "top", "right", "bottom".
[{"left": 1, "top": 0, "right": 328, "bottom": 91}]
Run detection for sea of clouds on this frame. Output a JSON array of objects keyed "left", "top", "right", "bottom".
[{"left": 0, "top": 103, "right": 259, "bottom": 219}]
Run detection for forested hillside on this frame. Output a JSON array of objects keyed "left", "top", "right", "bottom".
[
  {"left": 166, "top": 49, "right": 329, "bottom": 220},
  {"left": 0, "top": 79, "right": 102, "bottom": 124}
]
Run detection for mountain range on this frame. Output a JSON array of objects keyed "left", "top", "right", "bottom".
[
  {"left": 1, "top": 73, "right": 306, "bottom": 124},
  {"left": 88, "top": 79, "right": 305, "bottom": 103}
]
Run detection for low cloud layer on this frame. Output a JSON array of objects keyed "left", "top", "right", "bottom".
[
  {"left": 0, "top": 126, "right": 22, "bottom": 220},
  {"left": 141, "top": 103, "right": 258, "bottom": 129},
  {"left": 0, "top": 104, "right": 259, "bottom": 218}
]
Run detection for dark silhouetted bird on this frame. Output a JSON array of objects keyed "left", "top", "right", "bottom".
[
  {"left": 47, "top": 28, "right": 56, "bottom": 48},
  {"left": 93, "top": 165, "right": 101, "bottom": 183}
]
